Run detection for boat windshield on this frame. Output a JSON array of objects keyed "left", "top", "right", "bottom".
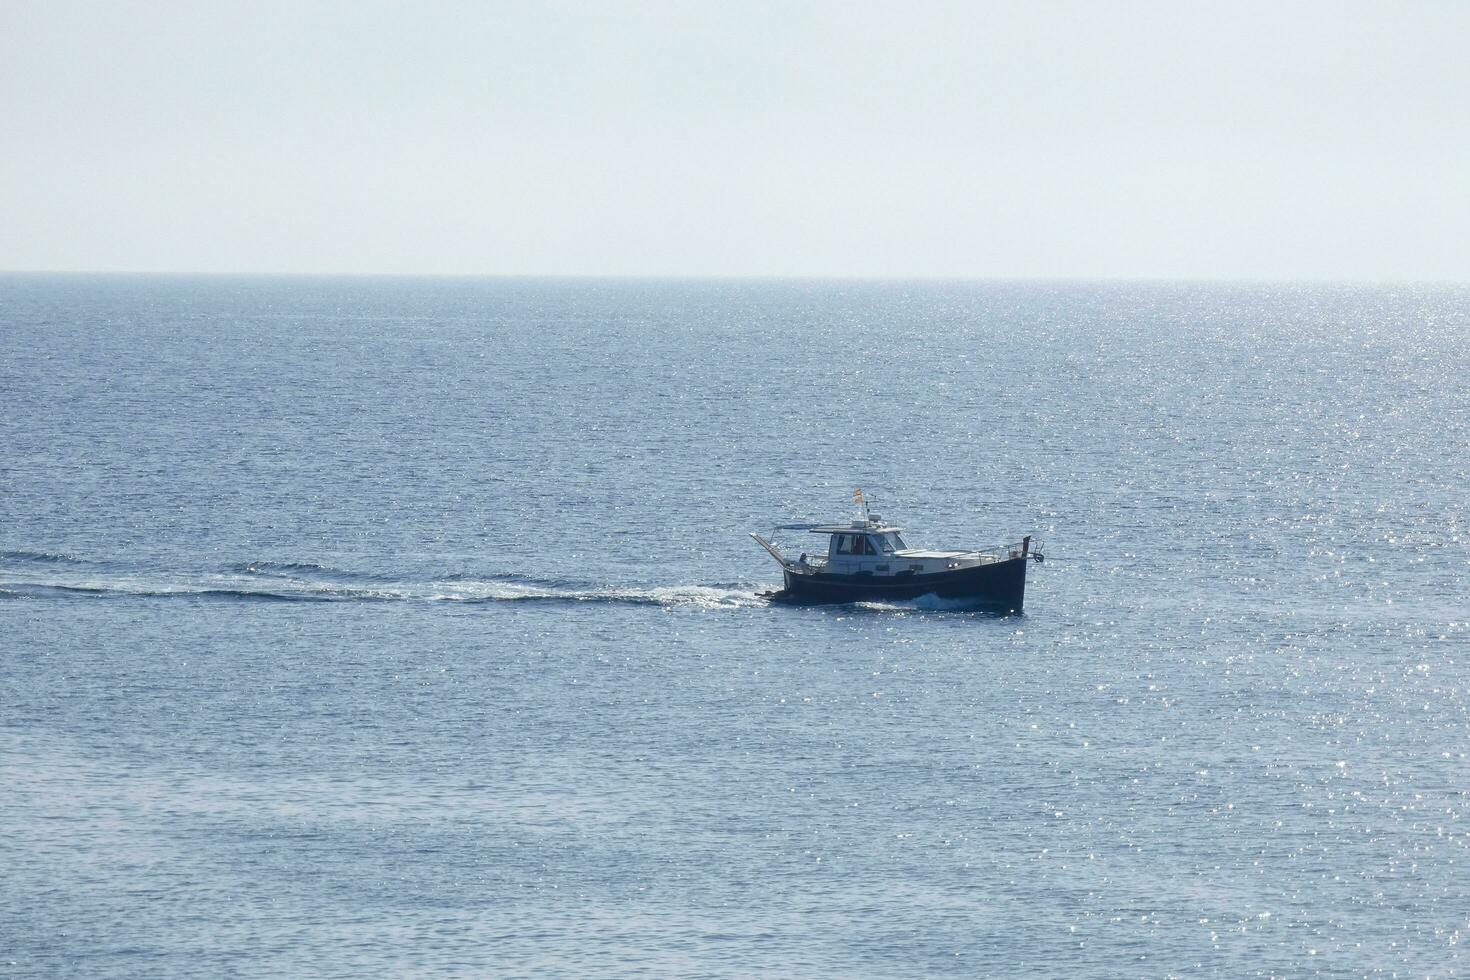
[{"left": 877, "top": 532, "right": 908, "bottom": 552}]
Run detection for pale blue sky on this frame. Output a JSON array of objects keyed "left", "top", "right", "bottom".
[{"left": 3, "top": 1, "right": 1467, "bottom": 279}]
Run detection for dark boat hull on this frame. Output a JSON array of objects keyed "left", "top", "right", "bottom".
[{"left": 771, "top": 556, "right": 1028, "bottom": 610}]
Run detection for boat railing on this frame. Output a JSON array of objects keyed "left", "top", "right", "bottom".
[
  {"left": 782, "top": 540, "right": 1036, "bottom": 571},
  {"left": 964, "top": 540, "right": 1035, "bottom": 564}
]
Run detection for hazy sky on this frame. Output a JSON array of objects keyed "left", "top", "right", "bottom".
[{"left": 4, "top": 1, "right": 1467, "bottom": 279}]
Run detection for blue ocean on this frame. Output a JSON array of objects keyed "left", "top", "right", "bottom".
[{"left": 2, "top": 275, "right": 1467, "bottom": 977}]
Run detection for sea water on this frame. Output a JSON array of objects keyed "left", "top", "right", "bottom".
[{"left": 2, "top": 275, "right": 1467, "bottom": 977}]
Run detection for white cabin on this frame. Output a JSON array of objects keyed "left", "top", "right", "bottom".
[{"left": 796, "top": 515, "right": 990, "bottom": 577}]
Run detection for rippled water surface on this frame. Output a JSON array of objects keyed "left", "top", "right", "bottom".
[{"left": 3, "top": 275, "right": 1468, "bottom": 977}]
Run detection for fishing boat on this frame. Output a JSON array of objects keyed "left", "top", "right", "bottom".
[{"left": 752, "top": 490, "right": 1042, "bottom": 609}]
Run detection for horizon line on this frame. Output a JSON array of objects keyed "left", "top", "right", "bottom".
[{"left": 2, "top": 269, "right": 1467, "bottom": 287}]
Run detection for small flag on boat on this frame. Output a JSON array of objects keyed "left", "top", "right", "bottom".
[{"left": 853, "top": 487, "right": 864, "bottom": 506}]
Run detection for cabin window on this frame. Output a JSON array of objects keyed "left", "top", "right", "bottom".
[
  {"left": 836, "top": 535, "right": 895, "bottom": 556},
  {"left": 879, "top": 532, "right": 907, "bottom": 552}
]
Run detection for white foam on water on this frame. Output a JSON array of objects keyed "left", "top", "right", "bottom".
[
  {"left": 855, "top": 592, "right": 1013, "bottom": 613},
  {"left": 428, "top": 579, "right": 765, "bottom": 609},
  {"left": 1, "top": 564, "right": 766, "bottom": 610}
]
